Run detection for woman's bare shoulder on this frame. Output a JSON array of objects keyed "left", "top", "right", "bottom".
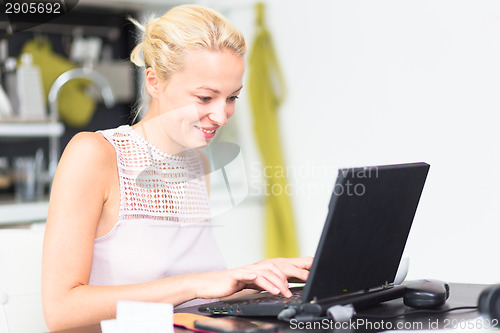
[
  {"left": 48, "top": 132, "right": 117, "bottom": 215},
  {"left": 53, "top": 131, "right": 117, "bottom": 194},
  {"left": 65, "top": 131, "right": 113, "bottom": 156},
  {"left": 60, "top": 131, "right": 115, "bottom": 169}
]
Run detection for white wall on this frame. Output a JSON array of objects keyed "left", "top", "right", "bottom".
[
  {"left": 200, "top": 0, "right": 500, "bottom": 284},
  {"left": 263, "top": 0, "right": 500, "bottom": 283}
]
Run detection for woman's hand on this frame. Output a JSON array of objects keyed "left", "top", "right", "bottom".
[
  {"left": 192, "top": 256, "right": 314, "bottom": 300},
  {"left": 256, "top": 256, "right": 314, "bottom": 283}
]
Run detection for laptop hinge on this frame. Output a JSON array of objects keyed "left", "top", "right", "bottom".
[
  {"left": 308, "top": 282, "right": 395, "bottom": 305},
  {"left": 367, "top": 281, "right": 394, "bottom": 293}
]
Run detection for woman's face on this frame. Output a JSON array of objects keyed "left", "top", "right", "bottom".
[{"left": 148, "top": 48, "right": 245, "bottom": 153}]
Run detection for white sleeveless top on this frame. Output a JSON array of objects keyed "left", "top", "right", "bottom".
[{"left": 88, "top": 125, "right": 226, "bottom": 307}]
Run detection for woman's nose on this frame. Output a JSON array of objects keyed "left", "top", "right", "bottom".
[{"left": 207, "top": 104, "right": 228, "bottom": 126}]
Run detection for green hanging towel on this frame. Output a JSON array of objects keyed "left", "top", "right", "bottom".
[{"left": 248, "top": 2, "right": 299, "bottom": 258}]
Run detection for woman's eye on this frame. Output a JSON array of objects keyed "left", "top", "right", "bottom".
[
  {"left": 198, "top": 96, "right": 212, "bottom": 103},
  {"left": 227, "top": 96, "right": 239, "bottom": 103}
]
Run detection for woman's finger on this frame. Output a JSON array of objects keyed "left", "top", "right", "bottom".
[
  {"left": 251, "top": 274, "right": 285, "bottom": 296},
  {"left": 296, "top": 256, "right": 314, "bottom": 269},
  {"left": 234, "top": 267, "right": 291, "bottom": 297},
  {"left": 258, "top": 266, "right": 292, "bottom": 297},
  {"left": 262, "top": 263, "right": 288, "bottom": 285},
  {"left": 266, "top": 257, "right": 312, "bottom": 282},
  {"left": 282, "top": 265, "right": 309, "bottom": 282}
]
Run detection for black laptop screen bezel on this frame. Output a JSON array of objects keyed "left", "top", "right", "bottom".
[{"left": 301, "top": 162, "right": 430, "bottom": 302}]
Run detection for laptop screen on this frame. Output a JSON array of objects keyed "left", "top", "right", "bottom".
[{"left": 302, "top": 162, "right": 430, "bottom": 302}]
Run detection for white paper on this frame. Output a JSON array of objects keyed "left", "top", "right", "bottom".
[
  {"left": 101, "top": 301, "right": 174, "bottom": 333},
  {"left": 100, "top": 319, "right": 118, "bottom": 333}
]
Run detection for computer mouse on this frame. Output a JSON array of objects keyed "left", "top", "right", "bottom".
[{"left": 403, "top": 279, "right": 450, "bottom": 309}]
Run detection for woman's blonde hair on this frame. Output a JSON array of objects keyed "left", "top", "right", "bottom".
[{"left": 130, "top": 4, "right": 246, "bottom": 82}]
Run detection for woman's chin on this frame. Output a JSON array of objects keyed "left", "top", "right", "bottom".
[{"left": 188, "top": 137, "right": 212, "bottom": 149}]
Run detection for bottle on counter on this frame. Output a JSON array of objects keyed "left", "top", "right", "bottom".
[
  {"left": 4, "top": 57, "right": 19, "bottom": 117},
  {"left": 16, "top": 53, "right": 47, "bottom": 120}
]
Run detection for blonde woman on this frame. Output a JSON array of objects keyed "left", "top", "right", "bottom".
[{"left": 42, "top": 5, "right": 312, "bottom": 331}]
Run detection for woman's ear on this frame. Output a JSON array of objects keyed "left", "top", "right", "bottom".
[{"left": 145, "top": 67, "right": 162, "bottom": 99}]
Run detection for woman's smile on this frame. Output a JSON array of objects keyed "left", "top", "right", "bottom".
[{"left": 195, "top": 125, "right": 218, "bottom": 139}]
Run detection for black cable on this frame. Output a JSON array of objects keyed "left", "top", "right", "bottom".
[
  {"left": 356, "top": 306, "right": 479, "bottom": 320},
  {"left": 281, "top": 306, "right": 478, "bottom": 323}
]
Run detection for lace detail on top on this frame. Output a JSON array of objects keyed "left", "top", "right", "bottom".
[
  {"left": 100, "top": 125, "right": 210, "bottom": 224},
  {"left": 89, "top": 125, "right": 226, "bottom": 293}
]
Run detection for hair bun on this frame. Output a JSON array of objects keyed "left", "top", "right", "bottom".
[{"left": 129, "top": 5, "right": 246, "bottom": 78}]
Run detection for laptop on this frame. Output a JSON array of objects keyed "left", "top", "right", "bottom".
[{"left": 199, "top": 162, "right": 430, "bottom": 318}]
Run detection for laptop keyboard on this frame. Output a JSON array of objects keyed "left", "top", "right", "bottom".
[
  {"left": 198, "top": 288, "right": 305, "bottom": 315},
  {"left": 240, "top": 288, "right": 304, "bottom": 305}
]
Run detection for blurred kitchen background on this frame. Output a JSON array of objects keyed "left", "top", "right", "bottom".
[
  {"left": 1, "top": 0, "right": 500, "bottom": 301},
  {"left": 0, "top": 1, "right": 140, "bottom": 217}
]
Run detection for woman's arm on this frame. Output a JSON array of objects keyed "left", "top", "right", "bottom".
[
  {"left": 42, "top": 132, "right": 200, "bottom": 330},
  {"left": 42, "top": 132, "right": 312, "bottom": 331}
]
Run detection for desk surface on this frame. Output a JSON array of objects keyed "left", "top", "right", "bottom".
[{"left": 52, "top": 283, "right": 491, "bottom": 333}]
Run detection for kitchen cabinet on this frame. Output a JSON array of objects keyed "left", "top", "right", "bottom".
[
  {"left": 0, "top": 3, "right": 135, "bottom": 226},
  {"left": 0, "top": 200, "right": 50, "bottom": 225},
  {"left": 0, "top": 120, "right": 64, "bottom": 226},
  {"left": 0, "top": 121, "right": 64, "bottom": 138}
]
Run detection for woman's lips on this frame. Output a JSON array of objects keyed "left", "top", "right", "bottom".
[{"left": 195, "top": 126, "right": 218, "bottom": 139}]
